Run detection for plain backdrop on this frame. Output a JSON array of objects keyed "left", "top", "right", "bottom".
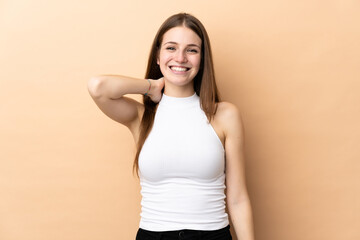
[{"left": 0, "top": 0, "right": 359, "bottom": 239}]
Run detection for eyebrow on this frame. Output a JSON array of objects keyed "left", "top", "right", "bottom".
[{"left": 163, "top": 41, "right": 201, "bottom": 49}]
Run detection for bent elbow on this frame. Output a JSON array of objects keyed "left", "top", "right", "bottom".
[{"left": 87, "top": 77, "right": 105, "bottom": 99}]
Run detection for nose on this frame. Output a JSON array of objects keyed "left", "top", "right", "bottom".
[{"left": 175, "top": 50, "right": 187, "bottom": 63}]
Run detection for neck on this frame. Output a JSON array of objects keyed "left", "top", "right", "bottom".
[{"left": 163, "top": 81, "right": 195, "bottom": 98}]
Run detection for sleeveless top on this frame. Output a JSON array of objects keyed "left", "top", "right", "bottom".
[{"left": 138, "top": 92, "right": 229, "bottom": 231}]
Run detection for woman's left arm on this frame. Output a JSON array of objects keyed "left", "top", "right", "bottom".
[{"left": 221, "top": 102, "right": 255, "bottom": 240}]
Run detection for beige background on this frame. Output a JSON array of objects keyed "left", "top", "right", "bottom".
[{"left": 1, "top": 0, "right": 359, "bottom": 239}]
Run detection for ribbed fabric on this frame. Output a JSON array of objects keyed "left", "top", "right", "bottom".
[{"left": 138, "top": 92, "right": 229, "bottom": 231}]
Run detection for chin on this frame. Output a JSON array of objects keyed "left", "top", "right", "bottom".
[{"left": 164, "top": 76, "right": 194, "bottom": 86}]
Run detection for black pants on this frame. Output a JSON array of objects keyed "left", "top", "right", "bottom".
[{"left": 135, "top": 224, "right": 232, "bottom": 240}]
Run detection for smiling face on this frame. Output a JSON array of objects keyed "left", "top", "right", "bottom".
[{"left": 157, "top": 26, "right": 202, "bottom": 88}]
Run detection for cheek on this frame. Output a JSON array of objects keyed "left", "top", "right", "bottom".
[
  {"left": 158, "top": 54, "right": 170, "bottom": 73},
  {"left": 191, "top": 56, "right": 201, "bottom": 68},
  {"left": 158, "top": 51, "right": 170, "bottom": 64}
]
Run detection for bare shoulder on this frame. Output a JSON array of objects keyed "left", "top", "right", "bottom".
[
  {"left": 216, "top": 101, "right": 242, "bottom": 123},
  {"left": 215, "top": 101, "right": 244, "bottom": 137}
]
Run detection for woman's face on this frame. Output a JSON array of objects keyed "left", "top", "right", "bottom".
[{"left": 157, "top": 26, "right": 202, "bottom": 87}]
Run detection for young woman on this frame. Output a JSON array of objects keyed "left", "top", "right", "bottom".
[{"left": 88, "top": 13, "right": 254, "bottom": 240}]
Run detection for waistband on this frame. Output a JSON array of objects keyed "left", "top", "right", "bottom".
[{"left": 137, "top": 224, "right": 231, "bottom": 240}]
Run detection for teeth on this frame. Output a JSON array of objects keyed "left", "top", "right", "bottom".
[{"left": 171, "top": 66, "right": 187, "bottom": 72}]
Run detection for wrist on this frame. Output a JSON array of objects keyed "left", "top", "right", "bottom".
[
  {"left": 148, "top": 79, "right": 159, "bottom": 96},
  {"left": 144, "top": 79, "right": 151, "bottom": 96}
]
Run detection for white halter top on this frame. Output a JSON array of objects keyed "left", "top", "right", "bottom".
[{"left": 138, "top": 92, "right": 229, "bottom": 231}]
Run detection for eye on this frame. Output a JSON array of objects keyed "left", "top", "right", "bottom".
[
  {"left": 187, "top": 49, "right": 198, "bottom": 53},
  {"left": 166, "top": 46, "right": 176, "bottom": 51}
]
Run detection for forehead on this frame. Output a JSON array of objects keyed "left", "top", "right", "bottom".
[{"left": 162, "top": 26, "right": 201, "bottom": 46}]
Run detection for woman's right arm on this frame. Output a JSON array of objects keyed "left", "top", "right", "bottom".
[{"left": 87, "top": 75, "right": 164, "bottom": 130}]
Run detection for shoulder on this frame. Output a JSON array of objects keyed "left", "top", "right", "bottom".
[
  {"left": 216, "top": 101, "right": 242, "bottom": 123},
  {"left": 215, "top": 101, "right": 244, "bottom": 137}
]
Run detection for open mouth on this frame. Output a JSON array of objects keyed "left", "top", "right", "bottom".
[{"left": 169, "top": 66, "right": 190, "bottom": 72}]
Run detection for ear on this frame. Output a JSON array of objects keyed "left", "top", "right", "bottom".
[{"left": 156, "top": 48, "right": 160, "bottom": 65}]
